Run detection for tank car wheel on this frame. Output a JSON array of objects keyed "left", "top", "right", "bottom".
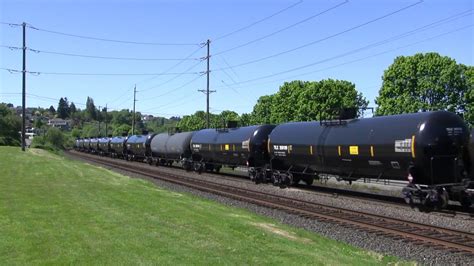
[
  {"left": 271, "top": 171, "right": 280, "bottom": 187},
  {"left": 303, "top": 176, "right": 314, "bottom": 186},
  {"left": 183, "top": 162, "right": 192, "bottom": 171},
  {"left": 460, "top": 197, "right": 472, "bottom": 209},
  {"left": 279, "top": 173, "right": 291, "bottom": 188},
  {"left": 194, "top": 163, "right": 203, "bottom": 174},
  {"left": 436, "top": 189, "right": 449, "bottom": 210},
  {"left": 290, "top": 176, "right": 300, "bottom": 186}
]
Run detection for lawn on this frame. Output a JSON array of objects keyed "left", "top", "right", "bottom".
[{"left": 0, "top": 146, "right": 409, "bottom": 264}]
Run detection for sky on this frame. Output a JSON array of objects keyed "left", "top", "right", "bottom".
[{"left": 0, "top": 0, "right": 473, "bottom": 118}]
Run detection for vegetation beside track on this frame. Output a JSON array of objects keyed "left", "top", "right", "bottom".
[{"left": 0, "top": 146, "right": 409, "bottom": 264}]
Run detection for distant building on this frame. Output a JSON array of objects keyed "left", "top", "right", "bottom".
[
  {"left": 48, "top": 118, "right": 70, "bottom": 129},
  {"left": 142, "top": 115, "right": 154, "bottom": 122}
]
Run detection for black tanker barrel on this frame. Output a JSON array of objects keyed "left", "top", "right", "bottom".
[
  {"left": 269, "top": 111, "right": 469, "bottom": 185},
  {"left": 190, "top": 129, "right": 218, "bottom": 163},
  {"left": 126, "top": 135, "right": 148, "bottom": 157},
  {"left": 109, "top": 136, "right": 127, "bottom": 156},
  {"left": 150, "top": 131, "right": 194, "bottom": 161},
  {"left": 89, "top": 138, "right": 99, "bottom": 153},
  {"left": 98, "top": 137, "right": 111, "bottom": 154},
  {"left": 75, "top": 139, "right": 81, "bottom": 149},
  {"left": 150, "top": 133, "right": 170, "bottom": 158},
  {"left": 166, "top": 131, "right": 194, "bottom": 159},
  {"left": 191, "top": 125, "right": 275, "bottom": 167},
  {"left": 83, "top": 138, "right": 90, "bottom": 150}
]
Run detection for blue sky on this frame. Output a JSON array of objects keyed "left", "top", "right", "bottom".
[{"left": 1, "top": 0, "right": 473, "bottom": 118}]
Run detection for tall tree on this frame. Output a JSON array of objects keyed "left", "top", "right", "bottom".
[
  {"left": 49, "top": 105, "right": 56, "bottom": 115},
  {"left": 85, "top": 96, "right": 97, "bottom": 120},
  {"left": 69, "top": 102, "right": 77, "bottom": 114},
  {"left": 375, "top": 53, "right": 472, "bottom": 120},
  {"left": 57, "top": 97, "right": 69, "bottom": 119}
]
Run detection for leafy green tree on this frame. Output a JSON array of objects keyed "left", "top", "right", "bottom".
[
  {"left": 49, "top": 105, "right": 56, "bottom": 115},
  {"left": 113, "top": 124, "right": 131, "bottom": 136},
  {"left": 85, "top": 96, "right": 97, "bottom": 120},
  {"left": 250, "top": 80, "right": 368, "bottom": 124},
  {"left": 240, "top": 113, "right": 252, "bottom": 126},
  {"left": 0, "top": 103, "right": 21, "bottom": 146},
  {"left": 177, "top": 110, "right": 244, "bottom": 131},
  {"left": 57, "top": 97, "right": 70, "bottom": 119},
  {"left": 375, "top": 53, "right": 472, "bottom": 119},
  {"left": 177, "top": 111, "right": 208, "bottom": 131},
  {"left": 462, "top": 65, "right": 474, "bottom": 126},
  {"left": 250, "top": 95, "right": 274, "bottom": 125},
  {"left": 31, "top": 127, "right": 73, "bottom": 151},
  {"left": 69, "top": 102, "right": 77, "bottom": 114},
  {"left": 111, "top": 109, "right": 132, "bottom": 125},
  {"left": 293, "top": 79, "right": 368, "bottom": 122},
  {"left": 33, "top": 118, "right": 44, "bottom": 129},
  {"left": 71, "top": 128, "right": 81, "bottom": 139}
]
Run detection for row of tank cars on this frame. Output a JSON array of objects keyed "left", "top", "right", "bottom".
[{"left": 75, "top": 111, "right": 474, "bottom": 210}]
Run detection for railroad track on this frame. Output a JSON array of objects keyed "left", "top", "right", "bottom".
[{"left": 68, "top": 151, "right": 474, "bottom": 256}]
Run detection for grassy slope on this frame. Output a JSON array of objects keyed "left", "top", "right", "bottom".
[{"left": 0, "top": 147, "right": 408, "bottom": 265}]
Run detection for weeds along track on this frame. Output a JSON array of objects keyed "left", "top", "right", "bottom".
[{"left": 68, "top": 151, "right": 474, "bottom": 256}]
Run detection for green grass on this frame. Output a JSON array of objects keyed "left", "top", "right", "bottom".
[{"left": 0, "top": 146, "right": 411, "bottom": 265}]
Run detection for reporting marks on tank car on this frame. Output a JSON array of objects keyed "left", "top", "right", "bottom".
[
  {"left": 446, "top": 127, "right": 463, "bottom": 136},
  {"left": 192, "top": 143, "right": 201, "bottom": 152},
  {"left": 273, "top": 144, "right": 292, "bottom": 157},
  {"left": 395, "top": 138, "right": 412, "bottom": 153}
]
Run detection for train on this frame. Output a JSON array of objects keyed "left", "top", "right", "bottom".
[{"left": 75, "top": 111, "right": 474, "bottom": 210}]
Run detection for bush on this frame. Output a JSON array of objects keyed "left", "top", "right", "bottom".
[{"left": 31, "top": 127, "right": 74, "bottom": 151}]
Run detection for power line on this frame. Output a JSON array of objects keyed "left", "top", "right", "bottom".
[
  {"left": 215, "top": 22, "right": 473, "bottom": 90},
  {"left": 0, "top": 68, "right": 200, "bottom": 76},
  {"left": 26, "top": 23, "right": 200, "bottom": 46},
  {"left": 106, "top": 86, "right": 135, "bottom": 105},
  {"left": 25, "top": 47, "right": 200, "bottom": 61},
  {"left": 140, "top": 74, "right": 203, "bottom": 102},
  {"left": 140, "top": 91, "right": 199, "bottom": 112},
  {"left": 213, "top": 0, "right": 304, "bottom": 41},
  {"left": 139, "top": 57, "right": 204, "bottom": 92},
  {"left": 213, "top": 0, "right": 424, "bottom": 71},
  {"left": 106, "top": 44, "right": 205, "bottom": 105},
  {"left": 0, "top": 21, "right": 22, "bottom": 27},
  {"left": 135, "top": 45, "right": 205, "bottom": 92},
  {"left": 214, "top": 0, "right": 349, "bottom": 56},
  {"left": 0, "top": 44, "right": 23, "bottom": 51}
]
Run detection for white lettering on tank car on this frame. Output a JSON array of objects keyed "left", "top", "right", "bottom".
[
  {"left": 273, "top": 145, "right": 288, "bottom": 151},
  {"left": 394, "top": 139, "right": 412, "bottom": 153},
  {"left": 242, "top": 139, "right": 250, "bottom": 150},
  {"left": 192, "top": 143, "right": 202, "bottom": 152},
  {"left": 446, "top": 127, "right": 463, "bottom": 136},
  {"left": 368, "top": 160, "right": 382, "bottom": 166}
]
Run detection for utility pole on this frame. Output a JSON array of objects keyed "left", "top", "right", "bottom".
[
  {"left": 198, "top": 39, "right": 215, "bottom": 128},
  {"left": 132, "top": 85, "right": 136, "bottom": 135},
  {"left": 98, "top": 106, "right": 101, "bottom": 137},
  {"left": 105, "top": 104, "right": 108, "bottom": 137},
  {"left": 21, "top": 22, "right": 26, "bottom": 151}
]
